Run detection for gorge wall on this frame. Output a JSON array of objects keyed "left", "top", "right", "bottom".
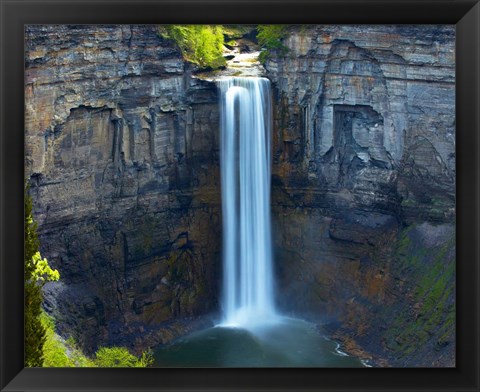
[
  {"left": 25, "top": 24, "right": 456, "bottom": 366},
  {"left": 25, "top": 25, "right": 221, "bottom": 352},
  {"left": 265, "top": 25, "right": 455, "bottom": 366}
]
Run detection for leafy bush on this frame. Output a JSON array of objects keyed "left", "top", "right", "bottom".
[
  {"left": 257, "top": 25, "right": 289, "bottom": 63},
  {"left": 94, "top": 347, "right": 154, "bottom": 368},
  {"left": 159, "top": 25, "right": 226, "bottom": 69},
  {"left": 40, "top": 312, "right": 95, "bottom": 367},
  {"left": 40, "top": 312, "right": 71, "bottom": 367},
  {"left": 30, "top": 252, "right": 60, "bottom": 283}
]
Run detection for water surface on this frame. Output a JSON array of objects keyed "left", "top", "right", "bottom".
[{"left": 154, "top": 317, "right": 365, "bottom": 367}]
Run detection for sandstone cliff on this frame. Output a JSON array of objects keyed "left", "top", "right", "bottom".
[{"left": 25, "top": 25, "right": 221, "bottom": 352}]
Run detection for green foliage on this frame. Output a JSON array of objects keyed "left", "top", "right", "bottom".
[
  {"left": 25, "top": 187, "right": 40, "bottom": 279},
  {"left": 222, "top": 25, "right": 256, "bottom": 39},
  {"left": 41, "top": 312, "right": 71, "bottom": 367},
  {"left": 225, "top": 39, "right": 238, "bottom": 47},
  {"left": 25, "top": 278, "right": 45, "bottom": 367},
  {"left": 137, "top": 350, "right": 156, "bottom": 368},
  {"left": 257, "top": 25, "right": 289, "bottom": 63},
  {"left": 40, "top": 312, "right": 92, "bottom": 367},
  {"left": 24, "top": 186, "right": 46, "bottom": 367},
  {"left": 384, "top": 229, "right": 455, "bottom": 357},
  {"left": 25, "top": 184, "right": 60, "bottom": 367},
  {"left": 30, "top": 252, "right": 60, "bottom": 283},
  {"left": 94, "top": 347, "right": 154, "bottom": 368},
  {"left": 159, "top": 25, "right": 226, "bottom": 69},
  {"left": 41, "top": 312, "right": 153, "bottom": 368}
]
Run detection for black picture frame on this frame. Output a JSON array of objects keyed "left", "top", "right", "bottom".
[{"left": 1, "top": 0, "right": 479, "bottom": 391}]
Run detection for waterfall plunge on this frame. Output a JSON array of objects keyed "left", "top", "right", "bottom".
[{"left": 218, "top": 77, "right": 277, "bottom": 328}]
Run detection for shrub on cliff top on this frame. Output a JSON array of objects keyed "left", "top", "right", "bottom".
[
  {"left": 159, "top": 25, "right": 226, "bottom": 69},
  {"left": 257, "top": 25, "right": 289, "bottom": 63}
]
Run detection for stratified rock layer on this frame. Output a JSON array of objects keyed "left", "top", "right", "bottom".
[
  {"left": 25, "top": 25, "right": 221, "bottom": 352},
  {"left": 265, "top": 25, "right": 455, "bottom": 366},
  {"left": 25, "top": 25, "right": 456, "bottom": 366}
]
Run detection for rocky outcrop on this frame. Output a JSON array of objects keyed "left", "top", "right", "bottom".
[
  {"left": 25, "top": 25, "right": 221, "bottom": 353},
  {"left": 265, "top": 25, "right": 455, "bottom": 366}
]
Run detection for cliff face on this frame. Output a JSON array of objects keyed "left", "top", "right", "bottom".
[
  {"left": 25, "top": 24, "right": 456, "bottom": 366},
  {"left": 265, "top": 25, "right": 455, "bottom": 366},
  {"left": 25, "top": 25, "right": 221, "bottom": 352}
]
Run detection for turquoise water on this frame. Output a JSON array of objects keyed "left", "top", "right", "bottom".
[{"left": 153, "top": 317, "right": 365, "bottom": 368}]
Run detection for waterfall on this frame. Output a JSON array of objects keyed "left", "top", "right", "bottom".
[{"left": 218, "top": 77, "right": 277, "bottom": 327}]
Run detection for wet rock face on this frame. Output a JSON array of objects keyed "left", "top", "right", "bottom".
[
  {"left": 266, "top": 25, "right": 455, "bottom": 366},
  {"left": 25, "top": 25, "right": 221, "bottom": 352}
]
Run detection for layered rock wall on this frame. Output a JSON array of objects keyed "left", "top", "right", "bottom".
[
  {"left": 267, "top": 25, "right": 455, "bottom": 218},
  {"left": 265, "top": 25, "right": 455, "bottom": 366},
  {"left": 25, "top": 24, "right": 456, "bottom": 366},
  {"left": 25, "top": 25, "right": 221, "bottom": 352}
]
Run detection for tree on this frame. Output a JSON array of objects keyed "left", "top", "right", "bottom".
[{"left": 24, "top": 185, "right": 59, "bottom": 367}]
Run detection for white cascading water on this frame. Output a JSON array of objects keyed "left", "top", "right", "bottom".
[{"left": 218, "top": 77, "right": 277, "bottom": 328}]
